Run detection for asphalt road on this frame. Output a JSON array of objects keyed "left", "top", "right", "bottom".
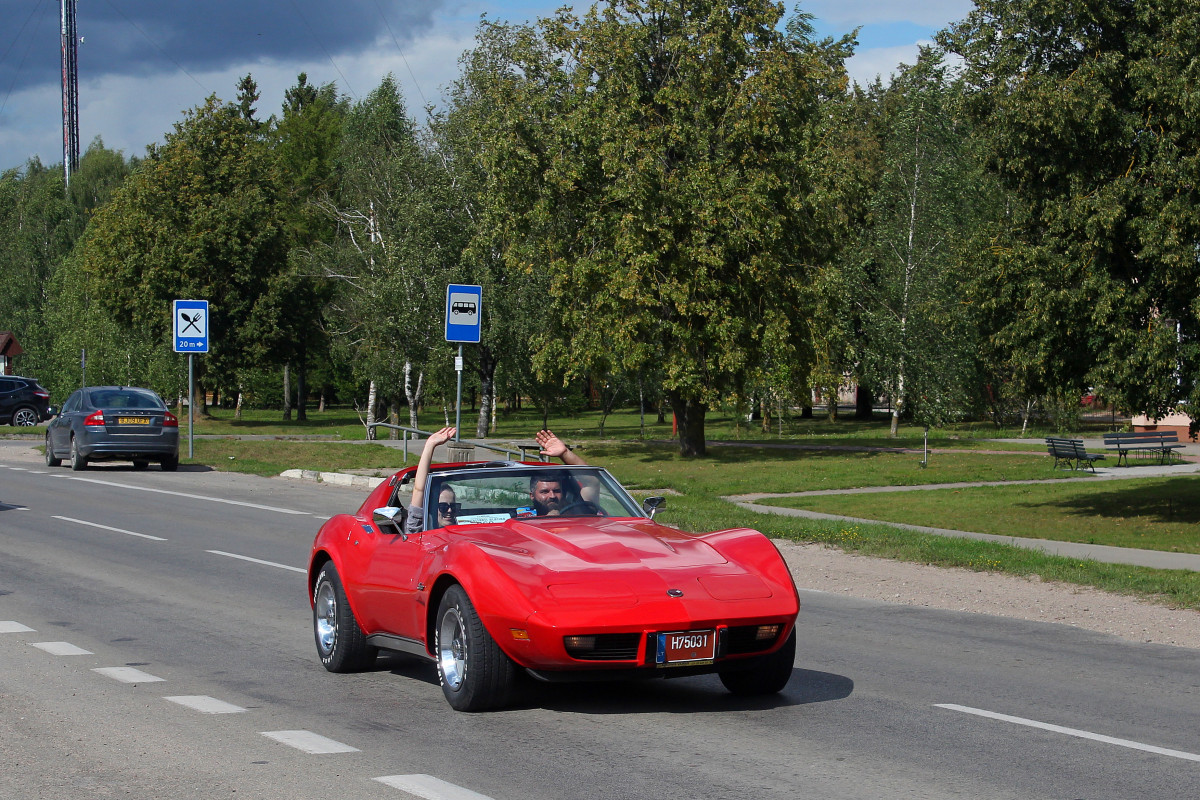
[{"left": 1, "top": 445, "right": 1197, "bottom": 800}]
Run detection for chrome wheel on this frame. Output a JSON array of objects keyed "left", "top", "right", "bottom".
[
  {"left": 12, "top": 407, "right": 38, "bottom": 427},
  {"left": 311, "top": 562, "right": 373, "bottom": 672},
  {"left": 314, "top": 579, "right": 337, "bottom": 658},
  {"left": 437, "top": 605, "right": 468, "bottom": 691}
]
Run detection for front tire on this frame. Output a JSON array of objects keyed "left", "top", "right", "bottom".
[
  {"left": 69, "top": 436, "right": 87, "bottom": 471},
  {"left": 718, "top": 629, "right": 796, "bottom": 696},
  {"left": 435, "top": 585, "right": 515, "bottom": 712},
  {"left": 312, "top": 561, "right": 375, "bottom": 672},
  {"left": 45, "top": 435, "right": 61, "bottom": 467}
]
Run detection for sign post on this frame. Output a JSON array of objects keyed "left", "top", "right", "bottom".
[
  {"left": 173, "top": 300, "right": 209, "bottom": 459},
  {"left": 445, "top": 285, "right": 482, "bottom": 442}
]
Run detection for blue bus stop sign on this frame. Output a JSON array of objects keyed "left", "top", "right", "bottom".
[
  {"left": 445, "top": 284, "right": 482, "bottom": 343},
  {"left": 173, "top": 299, "right": 209, "bottom": 353}
]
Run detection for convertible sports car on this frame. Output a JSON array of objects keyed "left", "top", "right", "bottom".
[{"left": 307, "top": 460, "right": 800, "bottom": 711}]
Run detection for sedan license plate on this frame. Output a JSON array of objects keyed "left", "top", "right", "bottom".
[
  {"left": 117, "top": 417, "right": 150, "bottom": 425},
  {"left": 655, "top": 629, "right": 716, "bottom": 666}
]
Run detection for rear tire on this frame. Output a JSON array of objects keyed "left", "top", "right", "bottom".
[
  {"left": 718, "top": 629, "right": 796, "bottom": 696},
  {"left": 45, "top": 435, "right": 61, "bottom": 467},
  {"left": 435, "top": 585, "right": 515, "bottom": 711},
  {"left": 12, "top": 406, "right": 38, "bottom": 427},
  {"left": 161, "top": 455, "right": 179, "bottom": 471},
  {"left": 133, "top": 460, "right": 150, "bottom": 470},
  {"left": 69, "top": 436, "right": 87, "bottom": 471},
  {"left": 312, "top": 562, "right": 376, "bottom": 672}
]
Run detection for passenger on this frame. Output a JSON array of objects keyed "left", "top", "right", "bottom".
[
  {"left": 405, "top": 426, "right": 459, "bottom": 534},
  {"left": 526, "top": 430, "right": 600, "bottom": 516}
]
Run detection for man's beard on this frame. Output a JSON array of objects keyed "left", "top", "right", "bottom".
[{"left": 533, "top": 495, "right": 563, "bottom": 515}]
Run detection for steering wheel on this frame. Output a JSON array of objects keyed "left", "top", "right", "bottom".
[{"left": 558, "top": 501, "right": 607, "bottom": 517}]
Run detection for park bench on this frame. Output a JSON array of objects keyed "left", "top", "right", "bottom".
[
  {"left": 1102, "top": 431, "right": 1185, "bottom": 467},
  {"left": 1045, "top": 437, "right": 1105, "bottom": 472}
]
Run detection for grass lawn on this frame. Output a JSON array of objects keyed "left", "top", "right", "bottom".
[{"left": 761, "top": 476, "right": 1200, "bottom": 554}]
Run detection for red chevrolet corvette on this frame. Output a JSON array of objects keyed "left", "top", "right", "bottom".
[{"left": 308, "top": 460, "right": 800, "bottom": 711}]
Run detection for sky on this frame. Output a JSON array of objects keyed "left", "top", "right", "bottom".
[{"left": 0, "top": 1, "right": 974, "bottom": 174}]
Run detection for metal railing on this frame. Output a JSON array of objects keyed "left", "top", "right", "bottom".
[{"left": 365, "top": 422, "right": 548, "bottom": 463}]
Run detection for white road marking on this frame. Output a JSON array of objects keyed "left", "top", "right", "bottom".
[
  {"left": 375, "top": 774, "right": 496, "bottom": 800},
  {"left": 28, "top": 470, "right": 47, "bottom": 474},
  {"left": 8, "top": 467, "right": 27, "bottom": 471},
  {"left": 207, "top": 550, "right": 306, "bottom": 574},
  {"left": 92, "top": 666, "right": 165, "bottom": 684},
  {"left": 0, "top": 621, "right": 36, "bottom": 633},
  {"left": 164, "top": 695, "right": 247, "bottom": 714},
  {"left": 936, "top": 704, "right": 1200, "bottom": 762},
  {"left": 262, "top": 730, "right": 359, "bottom": 754},
  {"left": 52, "top": 516, "right": 167, "bottom": 541},
  {"left": 58, "top": 475, "right": 311, "bottom": 515},
  {"left": 31, "top": 641, "right": 93, "bottom": 656}
]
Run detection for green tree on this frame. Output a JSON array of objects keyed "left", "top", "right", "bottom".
[
  {"left": 317, "top": 75, "right": 453, "bottom": 432},
  {"left": 842, "top": 50, "right": 989, "bottom": 435},
  {"left": 940, "top": 0, "right": 1200, "bottom": 419},
  {"left": 76, "top": 92, "right": 288, "bottom": 411},
  {"left": 470, "top": 1, "right": 848, "bottom": 455}
]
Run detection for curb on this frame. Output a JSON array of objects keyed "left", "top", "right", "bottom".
[{"left": 280, "top": 468, "right": 386, "bottom": 489}]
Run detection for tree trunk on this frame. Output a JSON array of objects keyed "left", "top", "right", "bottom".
[
  {"left": 668, "top": 392, "right": 707, "bottom": 457},
  {"left": 389, "top": 400, "right": 400, "bottom": 439},
  {"left": 296, "top": 362, "right": 308, "bottom": 422},
  {"left": 282, "top": 363, "right": 292, "bottom": 421},
  {"left": 476, "top": 347, "right": 496, "bottom": 439},
  {"left": 855, "top": 384, "right": 874, "bottom": 419},
  {"left": 403, "top": 361, "right": 424, "bottom": 429},
  {"left": 235, "top": 389, "right": 243, "bottom": 420},
  {"left": 366, "top": 380, "right": 378, "bottom": 439}
]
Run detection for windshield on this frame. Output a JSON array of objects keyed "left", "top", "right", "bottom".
[
  {"left": 86, "top": 388, "right": 167, "bottom": 410},
  {"left": 422, "top": 465, "right": 643, "bottom": 529}
]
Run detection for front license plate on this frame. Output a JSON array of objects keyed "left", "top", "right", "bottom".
[
  {"left": 117, "top": 417, "right": 150, "bottom": 425},
  {"left": 655, "top": 629, "right": 716, "bottom": 665}
]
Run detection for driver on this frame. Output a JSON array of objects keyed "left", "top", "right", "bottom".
[{"left": 525, "top": 430, "right": 599, "bottom": 516}]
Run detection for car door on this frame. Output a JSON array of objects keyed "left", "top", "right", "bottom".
[
  {"left": 355, "top": 474, "right": 428, "bottom": 639},
  {"left": 49, "top": 391, "right": 81, "bottom": 453},
  {"left": 0, "top": 378, "right": 16, "bottom": 423}
]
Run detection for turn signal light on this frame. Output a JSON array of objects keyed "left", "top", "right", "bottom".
[
  {"left": 756, "top": 624, "right": 781, "bottom": 641},
  {"left": 83, "top": 410, "right": 105, "bottom": 426}
]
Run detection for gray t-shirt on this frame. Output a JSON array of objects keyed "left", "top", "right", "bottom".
[{"left": 405, "top": 503, "right": 425, "bottom": 535}]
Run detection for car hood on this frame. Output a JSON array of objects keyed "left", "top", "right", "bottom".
[{"left": 451, "top": 516, "right": 728, "bottom": 570}]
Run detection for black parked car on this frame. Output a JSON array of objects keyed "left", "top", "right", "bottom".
[
  {"left": 45, "top": 386, "right": 180, "bottom": 471},
  {"left": 0, "top": 375, "right": 52, "bottom": 427}
]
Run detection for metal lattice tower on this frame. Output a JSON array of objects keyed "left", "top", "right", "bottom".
[{"left": 60, "top": 0, "right": 80, "bottom": 186}]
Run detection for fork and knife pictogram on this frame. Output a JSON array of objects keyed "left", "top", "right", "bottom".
[{"left": 180, "top": 312, "right": 203, "bottom": 334}]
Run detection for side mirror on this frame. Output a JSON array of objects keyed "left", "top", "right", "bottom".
[
  {"left": 642, "top": 496, "right": 666, "bottom": 519},
  {"left": 47, "top": 406, "right": 59, "bottom": 418},
  {"left": 372, "top": 506, "right": 408, "bottom": 537}
]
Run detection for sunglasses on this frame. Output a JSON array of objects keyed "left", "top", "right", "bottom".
[{"left": 437, "top": 502, "right": 460, "bottom": 517}]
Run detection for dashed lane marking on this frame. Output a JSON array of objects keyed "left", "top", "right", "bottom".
[
  {"left": 936, "top": 704, "right": 1200, "bottom": 763},
  {"left": 54, "top": 475, "right": 312, "bottom": 515},
  {"left": 375, "top": 774, "right": 497, "bottom": 800},
  {"left": 262, "top": 730, "right": 359, "bottom": 754},
  {"left": 0, "top": 621, "right": 36, "bottom": 633},
  {"left": 52, "top": 515, "right": 167, "bottom": 541},
  {"left": 31, "top": 641, "right": 93, "bottom": 656},
  {"left": 93, "top": 666, "right": 165, "bottom": 684},
  {"left": 206, "top": 550, "right": 306, "bottom": 574},
  {"left": 165, "top": 695, "right": 247, "bottom": 714}
]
